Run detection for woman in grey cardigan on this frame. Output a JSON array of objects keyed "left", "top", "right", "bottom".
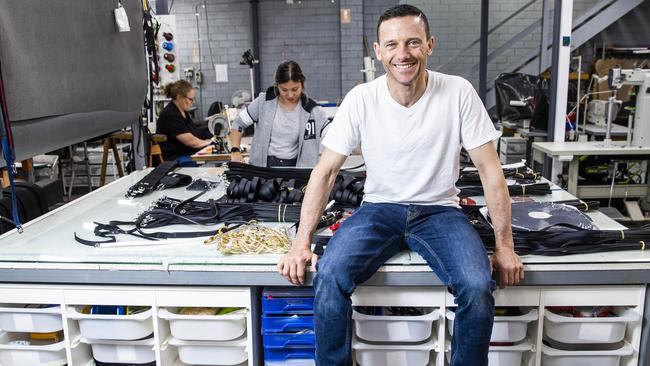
[{"left": 229, "top": 61, "right": 330, "bottom": 167}]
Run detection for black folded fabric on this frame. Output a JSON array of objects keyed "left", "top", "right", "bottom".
[
  {"left": 459, "top": 182, "right": 551, "bottom": 197},
  {"left": 158, "top": 172, "right": 193, "bottom": 190},
  {"left": 464, "top": 208, "right": 650, "bottom": 256},
  {"left": 458, "top": 167, "right": 541, "bottom": 185}
]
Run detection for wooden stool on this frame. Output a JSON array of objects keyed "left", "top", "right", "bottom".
[
  {"left": 2, "top": 158, "right": 34, "bottom": 188},
  {"left": 98, "top": 131, "right": 167, "bottom": 187},
  {"left": 99, "top": 136, "right": 125, "bottom": 187},
  {"left": 1, "top": 169, "right": 8, "bottom": 188},
  {"left": 148, "top": 140, "right": 164, "bottom": 167}
]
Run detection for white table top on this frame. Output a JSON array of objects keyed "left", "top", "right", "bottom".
[
  {"left": 517, "top": 128, "right": 548, "bottom": 138},
  {"left": 579, "top": 123, "right": 629, "bottom": 136},
  {"left": 0, "top": 167, "right": 644, "bottom": 271},
  {"left": 533, "top": 141, "right": 650, "bottom": 156}
]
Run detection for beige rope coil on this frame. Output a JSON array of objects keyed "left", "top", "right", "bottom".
[{"left": 204, "top": 221, "right": 292, "bottom": 254}]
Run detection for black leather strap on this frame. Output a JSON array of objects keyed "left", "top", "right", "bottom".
[{"left": 126, "top": 161, "right": 178, "bottom": 198}]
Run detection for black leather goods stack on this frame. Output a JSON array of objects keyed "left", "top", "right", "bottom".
[{"left": 223, "top": 162, "right": 366, "bottom": 207}]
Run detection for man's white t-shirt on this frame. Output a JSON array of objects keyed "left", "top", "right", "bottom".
[{"left": 322, "top": 70, "right": 501, "bottom": 206}]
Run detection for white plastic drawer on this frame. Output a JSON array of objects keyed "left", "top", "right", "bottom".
[
  {"left": 488, "top": 341, "right": 533, "bottom": 366},
  {"left": 67, "top": 306, "right": 153, "bottom": 340},
  {"left": 168, "top": 335, "right": 248, "bottom": 365},
  {"left": 0, "top": 304, "right": 62, "bottom": 333},
  {"left": 445, "top": 341, "right": 533, "bottom": 366},
  {"left": 352, "top": 307, "right": 439, "bottom": 343},
  {"left": 353, "top": 336, "right": 436, "bottom": 366},
  {"left": 447, "top": 308, "right": 537, "bottom": 343},
  {"left": 541, "top": 342, "right": 633, "bottom": 366},
  {"left": 80, "top": 336, "right": 156, "bottom": 364},
  {"left": 544, "top": 307, "right": 640, "bottom": 344},
  {"left": 159, "top": 307, "right": 247, "bottom": 341},
  {"left": 0, "top": 332, "right": 66, "bottom": 366}
]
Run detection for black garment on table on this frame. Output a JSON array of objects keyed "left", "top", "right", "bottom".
[{"left": 157, "top": 102, "right": 208, "bottom": 161}]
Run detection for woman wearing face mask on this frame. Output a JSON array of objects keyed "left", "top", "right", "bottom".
[
  {"left": 229, "top": 60, "right": 330, "bottom": 167},
  {"left": 157, "top": 80, "right": 214, "bottom": 164}
]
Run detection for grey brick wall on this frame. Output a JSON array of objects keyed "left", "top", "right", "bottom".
[
  {"left": 340, "top": 0, "right": 364, "bottom": 97},
  {"left": 363, "top": 0, "right": 398, "bottom": 80},
  {"left": 167, "top": 0, "right": 645, "bottom": 119},
  {"left": 169, "top": 0, "right": 254, "bottom": 117},
  {"left": 258, "top": 0, "right": 341, "bottom": 103}
]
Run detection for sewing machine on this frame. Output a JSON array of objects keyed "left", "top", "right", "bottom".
[{"left": 609, "top": 68, "right": 650, "bottom": 146}]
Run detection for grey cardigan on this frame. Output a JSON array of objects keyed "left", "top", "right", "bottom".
[{"left": 231, "top": 87, "right": 330, "bottom": 167}]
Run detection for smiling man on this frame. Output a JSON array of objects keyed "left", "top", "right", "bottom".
[{"left": 277, "top": 4, "right": 524, "bottom": 366}]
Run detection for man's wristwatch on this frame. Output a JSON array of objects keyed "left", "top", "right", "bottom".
[{"left": 230, "top": 147, "right": 241, "bottom": 154}]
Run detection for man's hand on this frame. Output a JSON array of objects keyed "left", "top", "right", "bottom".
[
  {"left": 230, "top": 152, "right": 245, "bottom": 163},
  {"left": 491, "top": 248, "right": 524, "bottom": 288},
  {"left": 277, "top": 246, "right": 319, "bottom": 285}
]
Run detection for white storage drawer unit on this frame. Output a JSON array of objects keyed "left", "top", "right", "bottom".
[
  {"left": 352, "top": 337, "right": 436, "bottom": 366},
  {"left": 158, "top": 307, "right": 247, "bottom": 341},
  {"left": 544, "top": 307, "right": 640, "bottom": 344},
  {"left": 541, "top": 343, "right": 634, "bottom": 366},
  {"left": 447, "top": 308, "right": 537, "bottom": 343},
  {"left": 168, "top": 335, "right": 248, "bottom": 365},
  {"left": 0, "top": 304, "right": 63, "bottom": 333},
  {"left": 67, "top": 306, "right": 154, "bottom": 340},
  {"left": 80, "top": 336, "right": 156, "bottom": 364},
  {"left": 445, "top": 341, "right": 533, "bottom": 366},
  {"left": 352, "top": 307, "right": 439, "bottom": 343},
  {"left": 0, "top": 332, "right": 66, "bottom": 366},
  {"left": 488, "top": 341, "right": 533, "bottom": 366}
]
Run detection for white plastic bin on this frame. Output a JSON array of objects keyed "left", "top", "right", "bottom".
[
  {"left": 168, "top": 335, "right": 248, "bottom": 365},
  {"left": 488, "top": 341, "right": 533, "bottom": 366},
  {"left": 0, "top": 304, "right": 62, "bottom": 333},
  {"left": 541, "top": 342, "right": 633, "bottom": 366},
  {"left": 67, "top": 306, "right": 153, "bottom": 340},
  {"left": 544, "top": 307, "right": 640, "bottom": 344},
  {"left": 445, "top": 341, "right": 533, "bottom": 366},
  {"left": 0, "top": 332, "right": 66, "bottom": 366},
  {"left": 352, "top": 336, "right": 436, "bottom": 366},
  {"left": 80, "top": 336, "right": 156, "bottom": 364},
  {"left": 159, "top": 307, "right": 247, "bottom": 341},
  {"left": 352, "top": 307, "right": 439, "bottom": 343},
  {"left": 447, "top": 308, "right": 537, "bottom": 343}
]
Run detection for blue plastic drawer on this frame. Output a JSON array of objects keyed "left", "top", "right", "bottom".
[
  {"left": 262, "top": 296, "right": 314, "bottom": 315},
  {"left": 264, "top": 332, "right": 316, "bottom": 349},
  {"left": 262, "top": 315, "right": 314, "bottom": 333},
  {"left": 264, "top": 348, "right": 316, "bottom": 363},
  {"left": 264, "top": 333, "right": 316, "bottom": 362},
  {"left": 265, "top": 360, "right": 314, "bottom": 366},
  {"left": 263, "top": 288, "right": 314, "bottom": 298}
]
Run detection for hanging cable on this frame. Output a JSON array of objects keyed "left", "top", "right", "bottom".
[
  {"left": 0, "top": 59, "right": 22, "bottom": 232},
  {"left": 202, "top": 0, "right": 216, "bottom": 69}
]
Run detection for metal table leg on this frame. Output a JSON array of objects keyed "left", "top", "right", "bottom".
[{"left": 567, "top": 156, "right": 579, "bottom": 195}]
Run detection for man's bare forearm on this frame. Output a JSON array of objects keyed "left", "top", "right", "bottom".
[
  {"left": 293, "top": 164, "right": 340, "bottom": 249},
  {"left": 480, "top": 170, "right": 513, "bottom": 251}
]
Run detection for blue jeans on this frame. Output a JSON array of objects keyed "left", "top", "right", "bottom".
[{"left": 314, "top": 203, "right": 495, "bottom": 366}]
